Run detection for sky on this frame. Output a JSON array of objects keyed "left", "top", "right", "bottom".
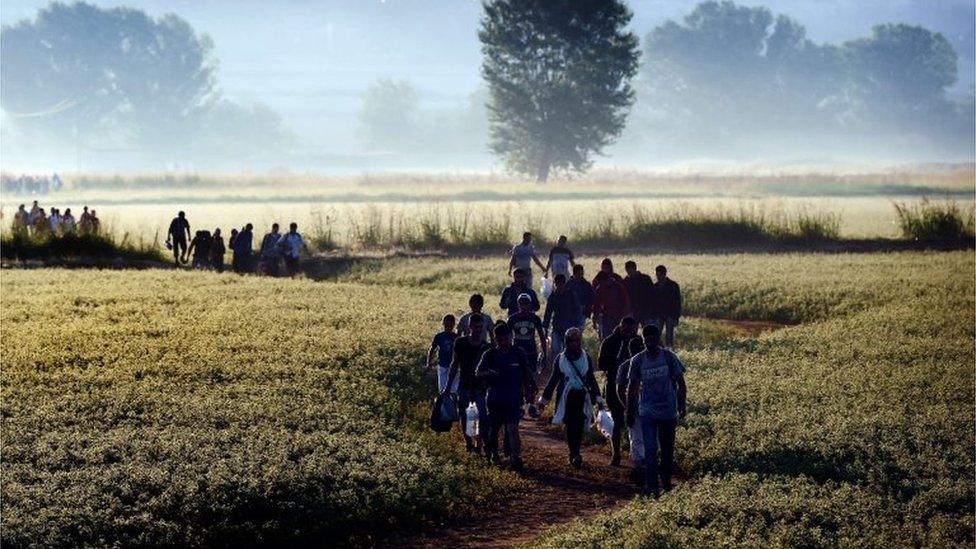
[{"left": 2, "top": 0, "right": 974, "bottom": 154}]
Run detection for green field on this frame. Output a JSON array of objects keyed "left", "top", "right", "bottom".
[{"left": 1, "top": 250, "right": 973, "bottom": 546}]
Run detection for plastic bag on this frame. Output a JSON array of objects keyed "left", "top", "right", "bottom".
[
  {"left": 540, "top": 276, "right": 554, "bottom": 299},
  {"left": 595, "top": 409, "right": 614, "bottom": 438},
  {"left": 429, "top": 392, "right": 459, "bottom": 432},
  {"left": 629, "top": 421, "right": 645, "bottom": 462},
  {"left": 465, "top": 403, "right": 479, "bottom": 437}
]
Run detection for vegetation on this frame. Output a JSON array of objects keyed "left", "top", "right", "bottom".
[
  {"left": 0, "top": 229, "right": 164, "bottom": 262},
  {"left": 538, "top": 253, "right": 974, "bottom": 546},
  {"left": 894, "top": 197, "right": 975, "bottom": 244},
  {"left": 479, "top": 0, "right": 639, "bottom": 181},
  {"left": 0, "top": 270, "right": 516, "bottom": 546}
]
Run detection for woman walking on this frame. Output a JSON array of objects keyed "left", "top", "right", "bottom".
[{"left": 538, "top": 327, "right": 604, "bottom": 468}]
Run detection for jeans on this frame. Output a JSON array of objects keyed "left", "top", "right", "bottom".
[
  {"left": 564, "top": 389, "right": 586, "bottom": 458},
  {"left": 485, "top": 413, "right": 521, "bottom": 460},
  {"left": 639, "top": 416, "right": 677, "bottom": 492},
  {"left": 437, "top": 366, "right": 459, "bottom": 394},
  {"left": 550, "top": 329, "right": 567, "bottom": 360},
  {"left": 657, "top": 317, "right": 678, "bottom": 347}
]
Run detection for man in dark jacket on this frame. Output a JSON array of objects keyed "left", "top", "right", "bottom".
[
  {"left": 543, "top": 274, "right": 581, "bottom": 360},
  {"left": 653, "top": 265, "right": 682, "bottom": 348},
  {"left": 500, "top": 268, "right": 540, "bottom": 317},
  {"left": 623, "top": 261, "right": 656, "bottom": 327},
  {"left": 232, "top": 223, "right": 254, "bottom": 273},
  {"left": 566, "top": 264, "right": 593, "bottom": 330},
  {"left": 592, "top": 259, "right": 630, "bottom": 341},
  {"left": 598, "top": 317, "right": 643, "bottom": 466}
]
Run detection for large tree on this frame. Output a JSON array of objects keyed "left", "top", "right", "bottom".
[
  {"left": 479, "top": 0, "right": 639, "bottom": 182},
  {"left": 0, "top": 2, "right": 218, "bottom": 156},
  {"left": 356, "top": 78, "right": 421, "bottom": 152}
]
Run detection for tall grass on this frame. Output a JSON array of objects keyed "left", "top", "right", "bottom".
[
  {"left": 0, "top": 229, "right": 164, "bottom": 262},
  {"left": 893, "top": 198, "right": 975, "bottom": 244},
  {"left": 309, "top": 203, "right": 842, "bottom": 251}
]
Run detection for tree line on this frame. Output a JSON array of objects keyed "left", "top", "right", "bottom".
[{"left": 2, "top": 1, "right": 972, "bottom": 178}]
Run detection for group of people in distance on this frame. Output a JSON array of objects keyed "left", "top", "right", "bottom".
[
  {"left": 428, "top": 233, "right": 687, "bottom": 496},
  {"left": 166, "top": 211, "right": 310, "bottom": 276},
  {"left": 11, "top": 201, "right": 100, "bottom": 236}
]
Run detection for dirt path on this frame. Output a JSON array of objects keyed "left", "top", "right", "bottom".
[{"left": 387, "top": 419, "right": 646, "bottom": 548}]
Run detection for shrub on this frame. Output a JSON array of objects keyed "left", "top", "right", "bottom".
[
  {"left": 0, "top": 229, "right": 164, "bottom": 262},
  {"left": 894, "top": 198, "right": 975, "bottom": 244}
]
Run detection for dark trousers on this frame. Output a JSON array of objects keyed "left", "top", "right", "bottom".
[
  {"left": 485, "top": 413, "right": 521, "bottom": 460},
  {"left": 564, "top": 389, "right": 586, "bottom": 458},
  {"left": 639, "top": 417, "right": 677, "bottom": 492},
  {"left": 284, "top": 255, "right": 299, "bottom": 276},
  {"left": 172, "top": 237, "right": 187, "bottom": 263}
]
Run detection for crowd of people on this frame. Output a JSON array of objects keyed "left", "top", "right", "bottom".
[
  {"left": 166, "top": 211, "right": 310, "bottom": 276},
  {"left": 1, "top": 173, "right": 63, "bottom": 195},
  {"left": 428, "top": 232, "right": 687, "bottom": 497},
  {"left": 11, "top": 201, "right": 100, "bottom": 236}
]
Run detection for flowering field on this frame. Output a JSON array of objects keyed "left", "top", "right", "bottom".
[{"left": 1, "top": 250, "right": 973, "bottom": 546}]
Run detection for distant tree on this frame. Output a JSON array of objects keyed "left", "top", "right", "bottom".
[
  {"left": 0, "top": 2, "right": 218, "bottom": 156},
  {"left": 195, "top": 100, "right": 294, "bottom": 163},
  {"left": 479, "top": 0, "right": 639, "bottom": 181},
  {"left": 357, "top": 78, "right": 421, "bottom": 152},
  {"left": 843, "top": 24, "right": 959, "bottom": 129}
]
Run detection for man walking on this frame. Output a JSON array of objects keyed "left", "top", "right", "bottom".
[
  {"left": 232, "top": 223, "right": 254, "bottom": 273},
  {"left": 500, "top": 269, "right": 540, "bottom": 317},
  {"left": 476, "top": 323, "right": 536, "bottom": 470},
  {"left": 543, "top": 274, "right": 581, "bottom": 359},
  {"left": 449, "top": 313, "right": 493, "bottom": 453},
  {"left": 600, "top": 317, "right": 644, "bottom": 467},
  {"left": 508, "top": 232, "right": 545, "bottom": 288},
  {"left": 259, "top": 223, "right": 282, "bottom": 276},
  {"left": 509, "top": 293, "right": 548, "bottom": 412},
  {"left": 544, "top": 235, "right": 576, "bottom": 281},
  {"left": 428, "top": 314, "right": 459, "bottom": 394},
  {"left": 623, "top": 261, "right": 656, "bottom": 328},
  {"left": 167, "top": 211, "right": 191, "bottom": 264},
  {"left": 567, "top": 264, "right": 594, "bottom": 331},
  {"left": 276, "top": 222, "right": 309, "bottom": 277},
  {"left": 457, "top": 294, "right": 494, "bottom": 345},
  {"left": 592, "top": 258, "right": 630, "bottom": 340},
  {"left": 653, "top": 265, "right": 682, "bottom": 348},
  {"left": 625, "top": 325, "right": 687, "bottom": 497}
]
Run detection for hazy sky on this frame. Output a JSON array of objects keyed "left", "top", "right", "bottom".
[{"left": 3, "top": 0, "right": 974, "bottom": 152}]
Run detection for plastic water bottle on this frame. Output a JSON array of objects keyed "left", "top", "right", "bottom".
[{"left": 465, "top": 403, "right": 479, "bottom": 437}]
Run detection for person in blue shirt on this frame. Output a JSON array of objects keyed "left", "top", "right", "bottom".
[
  {"left": 626, "top": 324, "right": 688, "bottom": 497},
  {"left": 428, "top": 314, "right": 458, "bottom": 394},
  {"left": 476, "top": 323, "right": 536, "bottom": 470},
  {"left": 566, "top": 264, "right": 594, "bottom": 330}
]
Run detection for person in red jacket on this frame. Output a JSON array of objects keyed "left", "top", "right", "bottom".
[{"left": 592, "top": 258, "right": 630, "bottom": 340}]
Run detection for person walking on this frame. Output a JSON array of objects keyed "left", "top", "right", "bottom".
[
  {"left": 543, "top": 274, "right": 581, "bottom": 359},
  {"left": 79, "top": 206, "right": 92, "bottom": 232},
  {"left": 32, "top": 208, "right": 48, "bottom": 234},
  {"left": 500, "top": 269, "right": 540, "bottom": 317},
  {"left": 623, "top": 261, "right": 656, "bottom": 327},
  {"left": 167, "top": 211, "right": 191, "bottom": 264},
  {"left": 653, "top": 265, "right": 682, "bottom": 348},
  {"left": 625, "top": 325, "right": 688, "bottom": 497},
  {"left": 544, "top": 235, "right": 576, "bottom": 281},
  {"left": 276, "top": 222, "right": 309, "bottom": 277},
  {"left": 538, "top": 327, "right": 604, "bottom": 468},
  {"left": 448, "top": 313, "right": 492, "bottom": 453},
  {"left": 508, "top": 294, "right": 549, "bottom": 374},
  {"left": 232, "top": 223, "right": 254, "bottom": 273},
  {"left": 210, "top": 228, "right": 226, "bottom": 272},
  {"left": 48, "top": 208, "right": 61, "bottom": 234},
  {"left": 12, "top": 204, "right": 29, "bottom": 234},
  {"left": 60, "top": 208, "right": 76, "bottom": 234},
  {"left": 508, "top": 232, "right": 545, "bottom": 289},
  {"left": 259, "top": 223, "right": 282, "bottom": 276},
  {"left": 457, "top": 294, "right": 494, "bottom": 345},
  {"left": 428, "top": 314, "right": 459, "bottom": 394},
  {"left": 567, "top": 264, "right": 594, "bottom": 330},
  {"left": 187, "top": 230, "right": 213, "bottom": 269},
  {"left": 88, "top": 210, "right": 100, "bottom": 234},
  {"left": 476, "top": 323, "right": 536, "bottom": 469},
  {"left": 599, "top": 317, "right": 643, "bottom": 467},
  {"left": 592, "top": 259, "right": 630, "bottom": 340}
]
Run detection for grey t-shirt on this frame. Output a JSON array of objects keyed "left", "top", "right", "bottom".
[
  {"left": 511, "top": 243, "right": 536, "bottom": 271},
  {"left": 628, "top": 349, "right": 685, "bottom": 419},
  {"left": 457, "top": 312, "right": 493, "bottom": 344}
]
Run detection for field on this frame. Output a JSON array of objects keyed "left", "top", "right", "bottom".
[{"left": 2, "top": 250, "right": 972, "bottom": 546}]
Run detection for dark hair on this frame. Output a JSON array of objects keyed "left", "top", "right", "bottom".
[
  {"left": 443, "top": 314, "right": 456, "bottom": 323},
  {"left": 245, "top": 223, "right": 253, "bottom": 230},
  {"left": 558, "top": 235, "right": 567, "bottom": 242},
  {"left": 656, "top": 265, "right": 667, "bottom": 273},
  {"left": 178, "top": 211, "right": 185, "bottom": 216},
  {"left": 642, "top": 324, "right": 660, "bottom": 339},
  {"left": 469, "top": 294, "right": 484, "bottom": 307},
  {"left": 469, "top": 313, "right": 484, "bottom": 325},
  {"left": 513, "top": 268, "right": 525, "bottom": 277},
  {"left": 523, "top": 232, "right": 532, "bottom": 239},
  {"left": 554, "top": 274, "right": 566, "bottom": 284},
  {"left": 621, "top": 316, "right": 637, "bottom": 327},
  {"left": 494, "top": 323, "right": 512, "bottom": 338},
  {"left": 290, "top": 222, "right": 298, "bottom": 230},
  {"left": 625, "top": 260, "right": 637, "bottom": 270},
  {"left": 272, "top": 223, "right": 279, "bottom": 230},
  {"left": 573, "top": 264, "right": 584, "bottom": 273}
]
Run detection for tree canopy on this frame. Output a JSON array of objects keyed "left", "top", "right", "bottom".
[{"left": 479, "top": 0, "right": 639, "bottom": 181}]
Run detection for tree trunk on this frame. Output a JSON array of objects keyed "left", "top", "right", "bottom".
[{"left": 536, "top": 145, "right": 553, "bottom": 183}]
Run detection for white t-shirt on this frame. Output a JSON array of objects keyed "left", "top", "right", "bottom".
[{"left": 511, "top": 243, "right": 535, "bottom": 271}]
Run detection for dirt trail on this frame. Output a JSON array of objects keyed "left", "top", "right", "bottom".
[{"left": 388, "top": 419, "right": 645, "bottom": 548}]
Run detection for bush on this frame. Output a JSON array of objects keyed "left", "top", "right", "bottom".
[
  {"left": 894, "top": 198, "right": 975, "bottom": 244},
  {"left": 1, "top": 230, "right": 164, "bottom": 262}
]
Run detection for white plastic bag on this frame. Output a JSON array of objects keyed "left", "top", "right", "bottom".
[
  {"left": 629, "top": 422, "right": 645, "bottom": 462},
  {"left": 465, "top": 403, "right": 479, "bottom": 437},
  {"left": 595, "top": 409, "right": 614, "bottom": 438},
  {"left": 540, "top": 276, "right": 554, "bottom": 299}
]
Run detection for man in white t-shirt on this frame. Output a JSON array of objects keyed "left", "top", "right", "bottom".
[
  {"left": 545, "top": 235, "right": 576, "bottom": 280},
  {"left": 508, "top": 232, "right": 545, "bottom": 288},
  {"left": 276, "top": 222, "right": 310, "bottom": 276}
]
